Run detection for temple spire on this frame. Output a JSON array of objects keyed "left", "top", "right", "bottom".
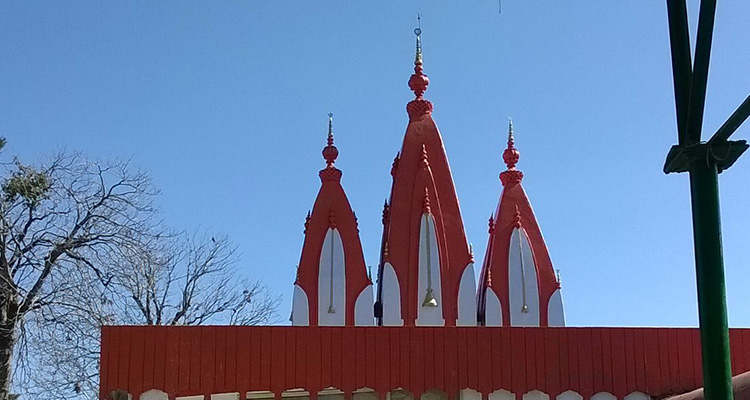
[
  {"left": 477, "top": 118, "right": 565, "bottom": 327},
  {"left": 293, "top": 114, "right": 373, "bottom": 326}
]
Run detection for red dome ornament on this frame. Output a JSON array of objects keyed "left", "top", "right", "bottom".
[
  {"left": 319, "top": 113, "right": 343, "bottom": 182},
  {"left": 406, "top": 24, "right": 434, "bottom": 121},
  {"left": 499, "top": 119, "right": 524, "bottom": 187}
]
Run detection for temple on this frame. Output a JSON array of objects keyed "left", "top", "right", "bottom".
[{"left": 99, "top": 25, "right": 750, "bottom": 400}]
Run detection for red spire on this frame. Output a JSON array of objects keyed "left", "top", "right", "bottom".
[
  {"left": 477, "top": 119, "right": 563, "bottom": 327},
  {"left": 406, "top": 19, "right": 434, "bottom": 121},
  {"left": 377, "top": 20, "right": 472, "bottom": 326},
  {"left": 294, "top": 114, "right": 371, "bottom": 326},
  {"left": 499, "top": 119, "right": 524, "bottom": 186},
  {"left": 319, "top": 113, "right": 342, "bottom": 182}
]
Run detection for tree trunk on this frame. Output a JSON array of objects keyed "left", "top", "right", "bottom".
[{"left": 0, "top": 303, "right": 18, "bottom": 400}]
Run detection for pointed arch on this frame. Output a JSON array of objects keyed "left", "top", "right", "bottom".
[
  {"left": 318, "top": 228, "right": 346, "bottom": 326},
  {"left": 508, "top": 228, "right": 540, "bottom": 326}
]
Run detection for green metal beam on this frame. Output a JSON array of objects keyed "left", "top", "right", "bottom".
[
  {"left": 689, "top": 160, "right": 734, "bottom": 400},
  {"left": 664, "top": 2, "right": 739, "bottom": 400},
  {"left": 685, "top": 0, "right": 717, "bottom": 144},
  {"left": 709, "top": 93, "right": 750, "bottom": 143},
  {"left": 666, "top": 0, "right": 693, "bottom": 144}
]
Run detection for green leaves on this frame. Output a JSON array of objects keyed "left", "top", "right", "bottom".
[{"left": 2, "top": 161, "right": 51, "bottom": 206}]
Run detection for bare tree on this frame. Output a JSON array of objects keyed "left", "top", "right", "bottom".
[
  {"left": 20, "top": 232, "right": 278, "bottom": 399},
  {"left": 0, "top": 151, "right": 279, "bottom": 399}
]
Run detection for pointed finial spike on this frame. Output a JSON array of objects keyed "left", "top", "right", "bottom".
[
  {"left": 322, "top": 113, "right": 339, "bottom": 167},
  {"left": 500, "top": 117, "right": 522, "bottom": 179},
  {"left": 327, "top": 113, "right": 334, "bottom": 146},
  {"left": 414, "top": 14, "right": 423, "bottom": 66},
  {"left": 407, "top": 17, "right": 430, "bottom": 103}
]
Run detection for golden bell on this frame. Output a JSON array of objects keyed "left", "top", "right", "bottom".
[{"left": 422, "top": 288, "right": 438, "bottom": 307}]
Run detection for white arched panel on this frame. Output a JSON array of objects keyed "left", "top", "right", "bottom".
[
  {"left": 624, "top": 392, "right": 650, "bottom": 400},
  {"left": 591, "top": 393, "right": 616, "bottom": 400},
  {"left": 141, "top": 390, "right": 168, "bottom": 400},
  {"left": 211, "top": 394, "right": 240, "bottom": 400},
  {"left": 456, "top": 263, "right": 477, "bottom": 326},
  {"left": 489, "top": 389, "right": 515, "bottom": 400},
  {"left": 522, "top": 391, "right": 549, "bottom": 400},
  {"left": 484, "top": 288, "right": 503, "bottom": 326},
  {"left": 547, "top": 288, "right": 565, "bottom": 327},
  {"left": 381, "top": 262, "right": 403, "bottom": 326},
  {"left": 319, "top": 228, "right": 346, "bottom": 326},
  {"left": 555, "top": 391, "right": 582, "bottom": 400},
  {"left": 291, "top": 284, "right": 309, "bottom": 326},
  {"left": 355, "top": 285, "right": 374, "bottom": 326},
  {"left": 416, "top": 213, "right": 445, "bottom": 326},
  {"left": 509, "top": 228, "right": 540, "bottom": 326},
  {"left": 458, "top": 389, "right": 481, "bottom": 400}
]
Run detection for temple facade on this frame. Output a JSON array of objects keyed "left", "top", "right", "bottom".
[{"left": 98, "top": 26, "right": 750, "bottom": 400}]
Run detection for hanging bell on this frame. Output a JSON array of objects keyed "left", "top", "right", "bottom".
[
  {"left": 521, "top": 304, "right": 529, "bottom": 314},
  {"left": 328, "top": 305, "right": 336, "bottom": 314},
  {"left": 422, "top": 288, "right": 438, "bottom": 307}
]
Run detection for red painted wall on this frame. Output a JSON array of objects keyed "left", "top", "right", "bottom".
[{"left": 99, "top": 326, "right": 750, "bottom": 399}]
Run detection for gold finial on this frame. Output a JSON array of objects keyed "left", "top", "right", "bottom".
[
  {"left": 508, "top": 117, "right": 514, "bottom": 146},
  {"left": 327, "top": 113, "right": 334, "bottom": 145},
  {"left": 414, "top": 14, "right": 423, "bottom": 66}
]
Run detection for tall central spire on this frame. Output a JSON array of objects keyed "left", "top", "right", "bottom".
[{"left": 376, "top": 21, "right": 475, "bottom": 327}]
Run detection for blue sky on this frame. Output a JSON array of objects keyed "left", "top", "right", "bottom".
[{"left": 1, "top": 1, "right": 748, "bottom": 327}]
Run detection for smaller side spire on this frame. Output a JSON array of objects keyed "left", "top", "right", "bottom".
[
  {"left": 319, "top": 113, "right": 343, "bottom": 182},
  {"left": 499, "top": 118, "right": 524, "bottom": 186}
]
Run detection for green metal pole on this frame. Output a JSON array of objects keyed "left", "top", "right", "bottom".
[{"left": 689, "top": 159, "right": 734, "bottom": 400}]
